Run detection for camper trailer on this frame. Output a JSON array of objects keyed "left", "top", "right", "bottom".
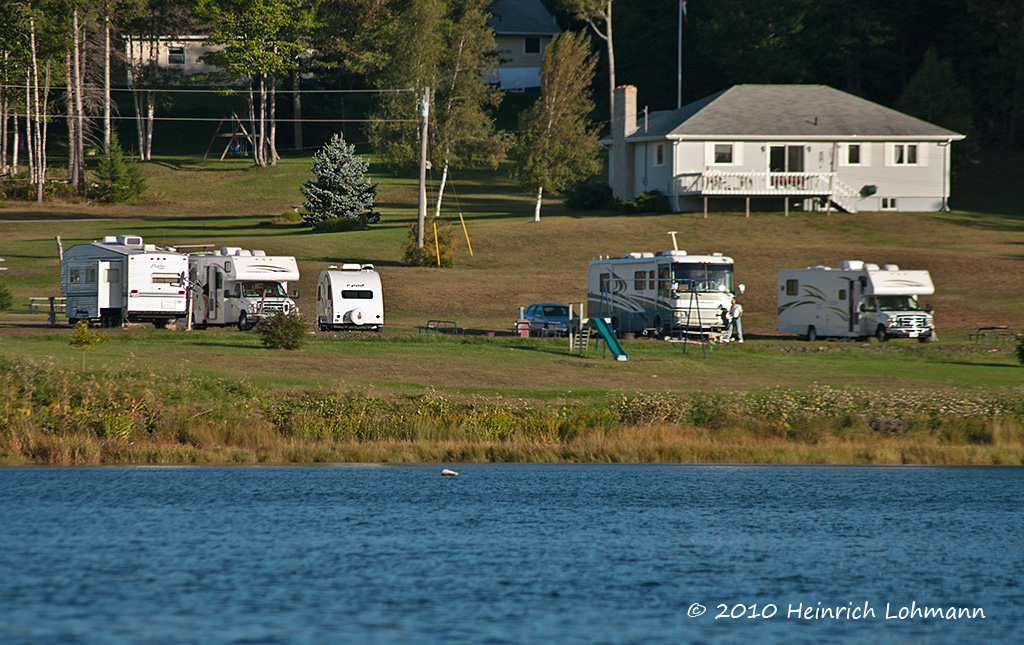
[
  {"left": 188, "top": 248, "right": 299, "bottom": 330},
  {"left": 587, "top": 250, "right": 739, "bottom": 336},
  {"left": 316, "top": 265, "right": 384, "bottom": 331},
  {"left": 778, "top": 261, "right": 935, "bottom": 342},
  {"left": 59, "top": 235, "right": 188, "bottom": 328}
]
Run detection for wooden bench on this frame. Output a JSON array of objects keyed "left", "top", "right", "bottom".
[{"left": 28, "top": 297, "right": 66, "bottom": 314}]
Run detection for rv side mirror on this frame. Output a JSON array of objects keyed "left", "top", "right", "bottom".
[
  {"left": 224, "top": 290, "right": 232, "bottom": 299},
  {"left": 292, "top": 290, "right": 300, "bottom": 299},
  {"left": 925, "top": 303, "right": 933, "bottom": 313},
  {"left": 738, "top": 284, "right": 746, "bottom": 295},
  {"left": 859, "top": 303, "right": 866, "bottom": 312}
]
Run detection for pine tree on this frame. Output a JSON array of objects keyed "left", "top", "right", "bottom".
[
  {"left": 93, "top": 132, "right": 146, "bottom": 202},
  {"left": 300, "top": 133, "right": 379, "bottom": 227}
]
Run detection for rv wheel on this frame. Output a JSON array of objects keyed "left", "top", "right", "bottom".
[
  {"left": 876, "top": 326, "right": 888, "bottom": 342},
  {"left": 806, "top": 326, "right": 817, "bottom": 342},
  {"left": 238, "top": 313, "right": 249, "bottom": 331}
]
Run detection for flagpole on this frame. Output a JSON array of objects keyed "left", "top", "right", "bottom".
[{"left": 677, "top": 0, "right": 683, "bottom": 109}]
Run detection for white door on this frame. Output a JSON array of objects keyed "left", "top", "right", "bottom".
[{"left": 98, "top": 261, "right": 123, "bottom": 310}]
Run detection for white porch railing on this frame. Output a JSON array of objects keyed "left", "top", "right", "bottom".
[{"left": 672, "top": 171, "right": 860, "bottom": 213}]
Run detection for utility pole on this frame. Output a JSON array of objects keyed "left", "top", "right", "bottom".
[{"left": 418, "top": 87, "right": 430, "bottom": 249}]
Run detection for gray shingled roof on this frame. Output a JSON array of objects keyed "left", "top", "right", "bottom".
[
  {"left": 622, "top": 85, "right": 964, "bottom": 141},
  {"left": 488, "top": 0, "right": 561, "bottom": 36}
]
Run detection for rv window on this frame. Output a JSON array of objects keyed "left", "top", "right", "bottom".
[
  {"left": 106, "top": 268, "right": 120, "bottom": 283},
  {"left": 600, "top": 273, "right": 611, "bottom": 293},
  {"left": 240, "top": 282, "right": 287, "bottom": 298},
  {"left": 658, "top": 266, "right": 669, "bottom": 292},
  {"left": 649, "top": 271, "right": 656, "bottom": 290},
  {"left": 786, "top": 280, "right": 798, "bottom": 296},
  {"left": 634, "top": 271, "right": 646, "bottom": 291},
  {"left": 85, "top": 268, "right": 97, "bottom": 284},
  {"left": 839, "top": 289, "right": 846, "bottom": 300},
  {"left": 672, "top": 263, "right": 735, "bottom": 293},
  {"left": 153, "top": 273, "right": 180, "bottom": 285},
  {"left": 70, "top": 268, "right": 82, "bottom": 284},
  {"left": 342, "top": 290, "right": 374, "bottom": 299}
]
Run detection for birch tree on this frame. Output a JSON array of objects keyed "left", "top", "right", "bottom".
[
  {"left": 559, "top": 0, "right": 616, "bottom": 129},
  {"left": 508, "top": 31, "right": 602, "bottom": 221}
]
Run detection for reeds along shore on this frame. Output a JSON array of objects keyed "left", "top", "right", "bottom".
[{"left": 2, "top": 358, "right": 1022, "bottom": 466}]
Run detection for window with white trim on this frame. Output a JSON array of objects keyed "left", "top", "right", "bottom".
[
  {"left": 848, "top": 144, "right": 861, "bottom": 165},
  {"left": 168, "top": 47, "right": 185, "bottom": 66},
  {"left": 893, "top": 144, "right": 918, "bottom": 165},
  {"left": 881, "top": 198, "right": 898, "bottom": 210},
  {"left": 654, "top": 143, "right": 665, "bottom": 167},
  {"left": 524, "top": 37, "right": 540, "bottom": 55},
  {"left": 714, "top": 144, "right": 733, "bottom": 164}
]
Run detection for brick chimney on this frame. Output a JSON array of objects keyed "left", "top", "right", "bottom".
[{"left": 612, "top": 85, "right": 637, "bottom": 200}]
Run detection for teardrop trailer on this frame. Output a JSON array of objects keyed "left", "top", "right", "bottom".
[{"left": 316, "top": 264, "right": 384, "bottom": 331}]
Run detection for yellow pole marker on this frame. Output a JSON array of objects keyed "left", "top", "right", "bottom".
[
  {"left": 458, "top": 211, "right": 473, "bottom": 257},
  {"left": 433, "top": 220, "right": 441, "bottom": 267}
]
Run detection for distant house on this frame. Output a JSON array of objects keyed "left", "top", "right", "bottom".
[
  {"left": 124, "top": 34, "right": 223, "bottom": 80},
  {"left": 605, "top": 84, "right": 966, "bottom": 214},
  {"left": 487, "top": 0, "right": 562, "bottom": 90}
]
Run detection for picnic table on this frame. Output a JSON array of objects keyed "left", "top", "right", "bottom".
[{"left": 968, "top": 326, "right": 1013, "bottom": 345}]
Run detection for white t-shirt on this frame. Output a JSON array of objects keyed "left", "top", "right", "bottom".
[{"left": 729, "top": 303, "right": 743, "bottom": 319}]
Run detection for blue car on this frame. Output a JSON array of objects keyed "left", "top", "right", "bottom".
[{"left": 521, "top": 303, "right": 571, "bottom": 336}]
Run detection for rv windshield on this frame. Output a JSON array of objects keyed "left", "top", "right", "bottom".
[
  {"left": 672, "top": 263, "right": 734, "bottom": 293},
  {"left": 239, "top": 281, "right": 287, "bottom": 298},
  {"left": 876, "top": 295, "right": 922, "bottom": 311}
]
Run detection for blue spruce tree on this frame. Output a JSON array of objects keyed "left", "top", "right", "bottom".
[{"left": 301, "top": 134, "right": 379, "bottom": 227}]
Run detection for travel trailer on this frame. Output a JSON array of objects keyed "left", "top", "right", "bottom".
[
  {"left": 59, "top": 235, "right": 188, "bottom": 328},
  {"left": 316, "top": 265, "right": 384, "bottom": 331},
  {"left": 777, "top": 261, "right": 935, "bottom": 342},
  {"left": 188, "top": 248, "right": 299, "bottom": 330},
  {"left": 587, "top": 250, "right": 740, "bottom": 336}
]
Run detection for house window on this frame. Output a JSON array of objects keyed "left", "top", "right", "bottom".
[
  {"left": 168, "top": 47, "right": 186, "bottom": 66},
  {"left": 881, "top": 198, "right": 898, "bottom": 210},
  {"left": 714, "top": 144, "right": 733, "bottom": 164},
  {"left": 848, "top": 144, "right": 861, "bottom": 165},
  {"left": 654, "top": 143, "right": 665, "bottom": 167},
  {"left": 786, "top": 279, "right": 799, "bottom": 296},
  {"left": 524, "top": 37, "right": 540, "bottom": 55},
  {"left": 893, "top": 144, "right": 918, "bottom": 165},
  {"left": 634, "top": 271, "right": 646, "bottom": 291}
]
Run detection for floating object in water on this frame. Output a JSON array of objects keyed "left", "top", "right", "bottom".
[{"left": 441, "top": 469, "right": 459, "bottom": 477}]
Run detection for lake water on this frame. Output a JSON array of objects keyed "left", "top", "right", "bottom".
[{"left": 0, "top": 465, "right": 1020, "bottom": 644}]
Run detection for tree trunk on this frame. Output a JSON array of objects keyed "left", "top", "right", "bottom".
[
  {"left": 434, "top": 160, "right": 449, "bottom": 219},
  {"left": 67, "top": 57, "right": 77, "bottom": 190},
  {"left": 605, "top": 0, "right": 616, "bottom": 130},
  {"left": 145, "top": 91, "right": 155, "bottom": 161},
  {"left": 533, "top": 185, "right": 543, "bottom": 222},
  {"left": 103, "top": 11, "right": 111, "bottom": 150},
  {"left": 24, "top": 72, "right": 34, "bottom": 184},
  {"left": 292, "top": 69, "right": 302, "bottom": 151},
  {"left": 268, "top": 75, "right": 278, "bottom": 165}
]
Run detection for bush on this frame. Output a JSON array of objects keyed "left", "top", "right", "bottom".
[
  {"left": 614, "top": 189, "right": 671, "bottom": 214},
  {"left": 0, "top": 281, "right": 13, "bottom": 311},
  {"left": 402, "top": 216, "right": 456, "bottom": 268},
  {"left": 257, "top": 309, "right": 307, "bottom": 350},
  {"left": 564, "top": 181, "right": 613, "bottom": 211},
  {"left": 312, "top": 212, "right": 380, "bottom": 232}
]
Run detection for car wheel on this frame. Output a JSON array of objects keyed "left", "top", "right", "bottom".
[
  {"left": 238, "top": 313, "right": 249, "bottom": 331},
  {"left": 807, "top": 326, "right": 817, "bottom": 342}
]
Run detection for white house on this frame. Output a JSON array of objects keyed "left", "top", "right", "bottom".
[
  {"left": 605, "top": 84, "right": 966, "bottom": 214},
  {"left": 486, "top": 0, "right": 562, "bottom": 90}
]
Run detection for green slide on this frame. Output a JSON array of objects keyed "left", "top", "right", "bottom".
[{"left": 592, "top": 318, "right": 629, "bottom": 361}]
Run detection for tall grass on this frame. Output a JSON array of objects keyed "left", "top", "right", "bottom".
[{"left": 2, "top": 357, "right": 1021, "bottom": 466}]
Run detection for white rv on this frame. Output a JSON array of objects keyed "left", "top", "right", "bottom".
[
  {"left": 587, "top": 250, "right": 739, "bottom": 336},
  {"left": 316, "top": 265, "right": 384, "bottom": 331},
  {"left": 59, "top": 235, "right": 188, "bottom": 328},
  {"left": 777, "top": 261, "right": 935, "bottom": 342},
  {"left": 188, "top": 248, "right": 299, "bottom": 330}
]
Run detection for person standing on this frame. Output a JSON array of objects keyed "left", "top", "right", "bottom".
[{"left": 725, "top": 298, "right": 744, "bottom": 343}]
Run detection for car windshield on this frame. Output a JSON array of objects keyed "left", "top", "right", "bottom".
[
  {"left": 239, "top": 281, "right": 287, "bottom": 298},
  {"left": 876, "top": 295, "right": 922, "bottom": 311},
  {"left": 672, "top": 263, "right": 734, "bottom": 293},
  {"left": 541, "top": 306, "right": 569, "bottom": 317}
]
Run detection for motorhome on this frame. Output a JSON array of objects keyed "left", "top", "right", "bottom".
[
  {"left": 188, "top": 248, "right": 299, "bottom": 330},
  {"left": 777, "top": 261, "right": 935, "bottom": 342},
  {"left": 316, "top": 264, "right": 384, "bottom": 331},
  {"left": 587, "top": 250, "right": 740, "bottom": 336},
  {"left": 59, "top": 234, "right": 188, "bottom": 328}
]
